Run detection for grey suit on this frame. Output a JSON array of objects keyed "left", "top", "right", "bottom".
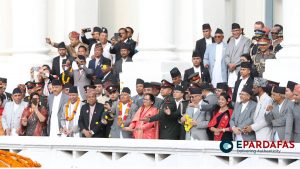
[
  {"left": 225, "top": 35, "right": 251, "bottom": 74},
  {"left": 201, "top": 93, "right": 218, "bottom": 112},
  {"left": 46, "top": 92, "right": 69, "bottom": 136},
  {"left": 109, "top": 101, "right": 138, "bottom": 138},
  {"left": 1, "top": 101, "right": 27, "bottom": 132},
  {"left": 203, "top": 42, "right": 228, "bottom": 84},
  {"left": 185, "top": 105, "right": 211, "bottom": 140},
  {"left": 265, "top": 99, "right": 294, "bottom": 141},
  {"left": 293, "top": 102, "right": 300, "bottom": 142},
  {"left": 230, "top": 100, "right": 257, "bottom": 141},
  {"left": 67, "top": 65, "right": 93, "bottom": 100}
]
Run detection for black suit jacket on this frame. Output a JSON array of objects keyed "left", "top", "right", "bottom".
[
  {"left": 110, "top": 40, "right": 136, "bottom": 61},
  {"left": 102, "top": 71, "right": 118, "bottom": 84},
  {"left": 88, "top": 56, "right": 111, "bottom": 79},
  {"left": 195, "top": 37, "right": 215, "bottom": 60},
  {"left": 183, "top": 66, "right": 211, "bottom": 83},
  {"left": 232, "top": 77, "right": 254, "bottom": 102},
  {"left": 52, "top": 55, "right": 71, "bottom": 76},
  {"left": 78, "top": 102, "right": 106, "bottom": 138},
  {"left": 81, "top": 35, "right": 97, "bottom": 53},
  {"left": 177, "top": 100, "right": 189, "bottom": 140}
]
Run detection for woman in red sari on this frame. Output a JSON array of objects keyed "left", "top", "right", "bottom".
[
  {"left": 18, "top": 92, "right": 48, "bottom": 136},
  {"left": 123, "top": 94, "right": 159, "bottom": 139},
  {"left": 208, "top": 92, "right": 233, "bottom": 141}
]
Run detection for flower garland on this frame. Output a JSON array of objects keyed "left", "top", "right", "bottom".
[
  {"left": 117, "top": 100, "right": 132, "bottom": 128},
  {"left": 184, "top": 114, "right": 193, "bottom": 132},
  {"left": 0, "top": 150, "right": 41, "bottom": 167},
  {"left": 61, "top": 68, "right": 73, "bottom": 84},
  {"left": 65, "top": 97, "right": 80, "bottom": 121}
]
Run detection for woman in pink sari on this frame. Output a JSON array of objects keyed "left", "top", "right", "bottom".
[{"left": 124, "top": 94, "right": 159, "bottom": 139}]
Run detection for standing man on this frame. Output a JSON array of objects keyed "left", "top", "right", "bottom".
[
  {"left": 173, "top": 86, "right": 188, "bottom": 140},
  {"left": 203, "top": 28, "right": 227, "bottom": 87},
  {"left": 94, "top": 79, "right": 109, "bottom": 104},
  {"left": 88, "top": 43, "right": 111, "bottom": 79},
  {"left": 195, "top": 23, "right": 215, "bottom": 63},
  {"left": 225, "top": 23, "right": 251, "bottom": 87},
  {"left": 113, "top": 43, "right": 133, "bottom": 81},
  {"left": 47, "top": 80, "right": 69, "bottom": 137},
  {"left": 265, "top": 86, "right": 294, "bottom": 141},
  {"left": 81, "top": 26, "right": 101, "bottom": 53},
  {"left": 0, "top": 78, "right": 12, "bottom": 103},
  {"left": 1, "top": 88, "right": 27, "bottom": 136},
  {"left": 132, "top": 78, "right": 144, "bottom": 104},
  {"left": 243, "top": 78, "right": 272, "bottom": 141},
  {"left": 292, "top": 85, "right": 300, "bottom": 142},
  {"left": 52, "top": 42, "right": 71, "bottom": 77},
  {"left": 170, "top": 67, "right": 188, "bottom": 89}
]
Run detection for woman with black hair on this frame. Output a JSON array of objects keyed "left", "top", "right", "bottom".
[
  {"left": 18, "top": 92, "right": 48, "bottom": 136},
  {"left": 208, "top": 92, "right": 233, "bottom": 141}
]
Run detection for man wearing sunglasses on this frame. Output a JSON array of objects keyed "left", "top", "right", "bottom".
[
  {"left": 203, "top": 28, "right": 227, "bottom": 88},
  {"left": 252, "top": 36, "right": 276, "bottom": 77},
  {"left": 195, "top": 23, "right": 215, "bottom": 64}
]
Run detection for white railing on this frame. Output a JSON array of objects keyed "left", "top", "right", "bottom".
[{"left": 0, "top": 136, "right": 299, "bottom": 168}]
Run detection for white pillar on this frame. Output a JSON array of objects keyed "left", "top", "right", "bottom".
[
  {"left": 264, "top": 0, "right": 300, "bottom": 85},
  {"left": 0, "top": 0, "right": 12, "bottom": 56},
  {"left": 7, "top": 0, "right": 50, "bottom": 92}
]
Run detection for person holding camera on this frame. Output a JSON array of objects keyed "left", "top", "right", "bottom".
[
  {"left": 18, "top": 92, "right": 48, "bottom": 136},
  {"left": 81, "top": 27, "right": 101, "bottom": 53},
  {"left": 88, "top": 27, "right": 112, "bottom": 60}
]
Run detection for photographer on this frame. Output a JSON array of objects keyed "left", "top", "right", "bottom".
[
  {"left": 18, "top": 92, "right": 48, "bottom": 136},
  {"left": 81, "top": 27, "right": 101, "bottom": 53},
  {"left": 89, "top": 27, "right": 112, "bottom": 60}
]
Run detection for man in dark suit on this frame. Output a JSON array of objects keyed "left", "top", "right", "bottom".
[
  {"left": 110, "top": 28, "right": 136, "bottom": 61},
  {"left": 170, "top": 67, "right": 188, "bottom": 90},
  {"left": 113, "top": 43, "right": 133, "bottom": 81},
  {"left": 101, "top": 59, "right": 118, "bottom": 84},
  {"left": 183, "top": 51, "right": 211, "bottom": 83},
  {"left": 0, "top": 78, "right": 12, "bottom": 102},
  {"left": 145, "top": 80, "right": 181, "bottom": 140},
  {"left": 88, "top": 43, "right": 111, "bottom": 79},
  {"left": 78, "top": 90, "right": 106, "bottom": 138},
  {"left": 81, "top": 26, "right": 101, "bottom": 53},
  {"left": 232, "top": 62, "right": 254, "bottom": 103},
  {"left": 195, "top": 23, "right": 215, "bottom": 63},
  {"left": 52, "top": 42, "right": 71, "bottom": 77}
]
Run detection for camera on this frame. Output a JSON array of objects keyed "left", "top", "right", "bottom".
[
  {"left": 31, "top": 98, "right": 38, "bottom": 106},
  {"left": 82, "top": 28, "right": 91, "bottom": 33}
]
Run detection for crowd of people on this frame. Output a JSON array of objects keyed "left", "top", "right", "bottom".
[{"left": 0, "top": 21, "right": 299, "bottom": 143}]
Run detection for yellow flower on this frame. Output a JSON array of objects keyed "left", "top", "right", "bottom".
[
  {"left": 95, "top": 122, "right": 99, "bottom": 125},
  {"left": 184, "top": 114, "right": 193, "bottom": 132}
]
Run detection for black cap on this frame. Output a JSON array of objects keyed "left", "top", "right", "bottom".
[
  {"left": 215, "top": 28, "right": 224, "bottom": 34},
  {"left": 144, "top": 82, "right": 152, "bottom": 88},
  {"left": 93, "top": 27, "right": 102, "bottom": 33},
  {"left": 13, "top": 88, "right": 22, "bottom": 95},
  {"left": 267, "top": 80, "right": 280, "bottom": 88},
  {"left": 188, "top": 72, "right": 200, "bottom": 82},
  {"left": 174, "top": 85, "right": 184, "bottom": 93},
  {"left": 192, "top": 51, "right": 201, "bottom": 58},
  {"left": 273, "top": 86, "right": 286, "bottom": 94},
  {"left": 52, "top": 79, "right": 62, "bottom": 86},
  {"left": 151, "top": 82, "right": 161, "bottom": 88},
  {"left": 102, "top": 59, "right": 111, "bottom": 66},
  {"left": 136, "top": 78, "right": 144, "bottom": 85},
  {"left": 25, "top": 81, "right": 36, "bottom": 89},
  {"left": 58, "top": 42, "right": 66, "bottom": 49},
  {"left": 232, "top": 23, "right": 241, "bottom": 30},
  {"left": 94, "top": 79, "right": 103, "bottom": 85},
  {"left": 202, "top": 23, "right": 211, "bottom": 30},
  {"left": 241, "top": 86, "right": 253, "bottom": 95},
  {"left": 101, "top": 27, "right": 108, "bottom": 34},
  {"left": 69, "top": 86, "right": 78, "bottom": 93},
  {"left": 78, "top": 55, "right": 86, "bottom": 62},
  {"left": 121, "top": 87, "right": 131, "bottom": 94},
  {"left": 84, "top": 85, "right": 96, "bottom": 91},
  {"left": 161, "top": 79, "right": 174, "bottom": 88},
  {"left": 0, "top": 77, "right": 7, "bottom": 83},
  {"left": 286, "top": 81, "right": 297, "bottom": 91},
  {"left": 63, "top": 83, "right": 73, "bottom": 89},
  {"left": 120, "top": 43, "right": 130, "bottom": 50},
  {"left": 170, "top": 67, "right": 181, "bottom": 78},
  {"left": 241, "top": 62, "right": 252, "bottom": 69},
  {"left": 190, "top": 87, "right": 202, "bottom": 94},
  {"left": 216, "top": 82, "right": 229, "bottom": 91}
]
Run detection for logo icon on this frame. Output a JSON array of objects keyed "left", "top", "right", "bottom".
[{"left": 220, "top": 140, "right": 233, "bottom": 153}]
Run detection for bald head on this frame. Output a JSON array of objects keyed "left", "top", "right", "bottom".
[{"left": 294, "top": 85, "right": 300, "bottom": 102}]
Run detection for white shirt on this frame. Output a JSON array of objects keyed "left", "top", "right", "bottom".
[
  {"left": 236, "top": 77, "right": 249, "bottom": 103},
  {"left": 175, "top": 99, "right": 183, "bottom": 109},
  {"left": 120, "top": 103, "right": 128, "bottom": 138},
  {"left": 212, "top": 43, "right": 224, "bottom": 87},
  {"left": 95, "top": 57, "right": 100, "bottom": 69},
  {"left": 50, "top": 92, "right": 62, "bottom": 137},
  {"left": 89, "top": 104, "right": 96, "bottom": 130},
  {"left": 13, "top": 102, "right": 20, "bottom": 112},
  {"left": 59, "top": 56, "right": 67, "bottom": 74},
  {"left": 278, "top": 100, "right": 285, "bottom": 112},
  {"left": 193, "top": 66, "right": 202, "bottom": 78},
  {"left": 205, "top": 37, "right": 213, "bottom": 47},
  {"left": 235, "top": 35, "right": 242, "bottom": 46},
  {"left": 122, "top": 57, "right": 128, "bottom": 62},
  {"left": 241, "top": 101, "right": 249, "bottom": 113},
  {"left": 88, "top": 40, "right": 100, "bottom": 58},
  {"left": 66, "top": 101, "right": 81, "bottom": 137},
  {"left": 43, "top": 79, "right": 50, "bottom": 97},
  {"left": 102, "top": 42, "right": 112, "bottom": 60}
]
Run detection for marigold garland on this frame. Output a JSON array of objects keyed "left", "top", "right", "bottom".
[
  {"left": 65, "top": 97, "right": 80, "bottom": 121},
  {"left": 62, "top": 68, "right": 73, "bottom": 84},
  {"left": 117, "top": 100, "right": 132, "bottom": 128},
  {"left": 0, "top": 150, "right": 41, "bottom": 167}
]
